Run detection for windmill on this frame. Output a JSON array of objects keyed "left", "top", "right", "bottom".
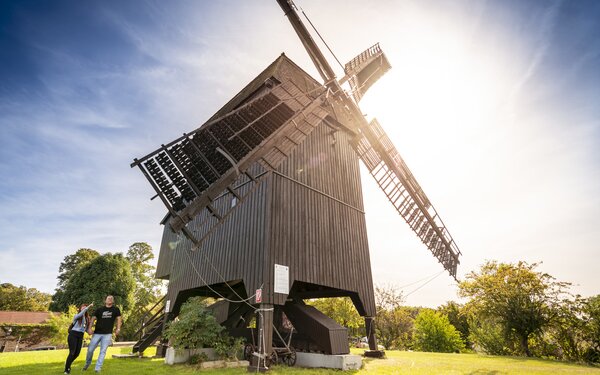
[{"left": 130, "top": 0, "right": 461, "bottom": 365}]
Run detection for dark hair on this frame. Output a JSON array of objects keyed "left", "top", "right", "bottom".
[{"left": 77, "top": 304, "right": 91, "bottom": 328}]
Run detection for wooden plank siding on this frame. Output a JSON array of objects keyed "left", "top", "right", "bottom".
[
  {"left": 155, "top": 54, "right": 376, "bottom": 319},
  {"left": 268, "top": 124, "right": 375, "bottom": 316}
]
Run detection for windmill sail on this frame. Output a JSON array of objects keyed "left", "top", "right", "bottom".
[
  {"left": 351, "top": 118, "right": 461, "bottom": 278},
  {"left": 132, "top": 69, "right": 330, "bottom": 238}
]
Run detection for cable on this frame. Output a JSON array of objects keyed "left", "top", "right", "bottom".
[
  {"left": 403, "top": 270, "right": 445, "bottom": 298},
  {"left": 397, "top": 270, "right": 446, "bottom": 289},
  {"left": 182, "top": 247, "right": 259, "bottom": 306},
  {"left": 292, "top": 0, "right": 345, "bottom": 72}
]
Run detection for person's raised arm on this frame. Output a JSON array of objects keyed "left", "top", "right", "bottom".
[{"left": 72, "top": 303, "right": 93, "bottom": 322}]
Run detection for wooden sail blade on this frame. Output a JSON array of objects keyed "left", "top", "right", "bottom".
[
  {"left": 344, "top": 43, "right": 391, "bottom": 103},
  {"left": 351, "top": 118, "right": 461, "bottom": 279},
  {"left": 133, "top": 78, "right": 330, "bottom": 236}
]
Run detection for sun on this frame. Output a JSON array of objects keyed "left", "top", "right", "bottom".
[{"left": 356, "top": 15, "right": 515, "bottom": 178}]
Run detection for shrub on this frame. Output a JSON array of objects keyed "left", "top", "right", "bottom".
[
  {"left": 163, "top": 297, "right": 223, "bottom": 350},
  {"left": 214, "top": 335, "right": 245, "bottom": 360},
  {"left": 414, "top": 309, "right": 464, "bottom": 353},
  {"left": 46, "top": 305, "right": 79, "bottom": 347}
]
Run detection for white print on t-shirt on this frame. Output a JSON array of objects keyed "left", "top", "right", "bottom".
[{"left": 102, "top": 311, "right": 113, "bottom": 319}]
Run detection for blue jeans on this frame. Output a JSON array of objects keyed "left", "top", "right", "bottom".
[{"left": 85, "top": 333, "right": 112, "bottom": 371}]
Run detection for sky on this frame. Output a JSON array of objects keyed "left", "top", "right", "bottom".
[{"left": 1, "top": 0, "right": 599, "bottom": 308}]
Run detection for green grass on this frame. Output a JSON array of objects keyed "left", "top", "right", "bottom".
[{"left": 0, "top": 346, "right": 598, "bottom": 374}]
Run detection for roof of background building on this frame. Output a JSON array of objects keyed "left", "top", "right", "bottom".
[{"left": 0, "top": 311, "right": 57, "bottom": 325}]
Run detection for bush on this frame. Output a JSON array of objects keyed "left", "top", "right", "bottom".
[
  {"left": 189, "top": 352, "right": 209, "bottom": 364},
  {"left": 468, "top": 317, "right": 514, "bottom": 355},
  {"left": 413, "top": 309, "right": 464, "bottom": 353},
  {"left": 46, "top": 305, "right": 80, "bottom": 347},
  {"left": 214, "top": 335, "right": 245, "bottom": 361},
  {"left": 163, "top": 296, "right": 244, "bottom": 359},
  {"left": 163, "top": 297, "right": 223, "bottom": 350}
]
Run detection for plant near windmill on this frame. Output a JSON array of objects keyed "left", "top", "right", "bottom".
[
  {"left": 163, "top": 297, "right": 242, "bottom": 360},
  {"left": 413, "top": 309, "right": 464, "bottom": 353},
  {"left": 308, "top": 297, "right": 364, "bottom": 337},
  {"left": 459, "top": 261, "right": 570, "bottom": 357}
]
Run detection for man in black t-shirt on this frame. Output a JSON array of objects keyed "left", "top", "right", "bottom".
[{"left": 83, "top": 295, "right": 122, "bottom": 372}]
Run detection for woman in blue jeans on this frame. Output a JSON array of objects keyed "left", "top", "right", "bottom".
[{"left": 64, "top": 302, "right": 92, "bottom": 374}]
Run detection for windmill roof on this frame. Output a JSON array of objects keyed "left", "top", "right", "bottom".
[{"left": 208, "top": 53, "right": 321, "bottom": 121}]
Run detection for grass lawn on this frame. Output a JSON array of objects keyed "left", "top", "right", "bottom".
[{"left": 0, "top": 346, "right": 599, "bottom": 374}]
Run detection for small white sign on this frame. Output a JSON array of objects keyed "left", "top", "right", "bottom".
[
  {"left": 274, "top": 264, "right": 289, "bottom": 295},
  {"left": 165, "top": 299, "right": 171, "bottom": 313}
]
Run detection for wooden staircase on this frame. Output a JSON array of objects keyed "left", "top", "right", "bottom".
[{"left": 131, "top": 296, "right": 167, "bottom": 355}]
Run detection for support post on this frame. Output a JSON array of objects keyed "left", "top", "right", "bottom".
[
  {"left": 247, "top": 304, "right": 274, "bottom": 372},
  {"left": 364, "top": 316, "right": 385, "bottom": 358}
]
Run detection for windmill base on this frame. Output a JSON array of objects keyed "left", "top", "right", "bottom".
[
  {"left": 295, "top": 352, "right": 362, "bottom": 370},
  {"left": 364, "top": 350, "right": 386, "bottom": 358}
]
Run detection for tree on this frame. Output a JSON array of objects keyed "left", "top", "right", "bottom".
[
  {"left": 120, "top": 242, "right": 163, "bottom": 341},
  {"left": 376, "top": 306, "right": 415, "bottom": 350},
  {"left": 308, "top": 297, "right": 364, "bottom": 337},
  {"left": 373, "top": 285, "right": 417, "bottom": 350},
  {"left": 438, "top": 301, "right": 471, "bottom": 348},
  {"left": 60, "top": 253, "right": 135, "bottom": 313},
  {"left": 413, "top": 309, "right": 464, "bottom": 353},
  {"left": 127, "top": 243, "right": 161, "bottom": 306},
  {"left": 582, "top": 295, "right": 600, "bottom": 363},
  {"left": 375, "top": 285, "right": 404, "bottom": 311},
  {"left": 468, "top": 315, "right": 514, "bottom": 355},
  {"left": 0, "top": 283, "right": 51, "bottom": 311},
  {"left": 459, "top": 261, "right": 570, "bottom": 357},
  {"left": 56, "top": 249, "right": 100, "bottom": 289},
  {"left": 51, "top": 249, "right": 99, "bottom": 311},
  {"left": 544, "top": 296, "right": 587, "bottom": 361}
]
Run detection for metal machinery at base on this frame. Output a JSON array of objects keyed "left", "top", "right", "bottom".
[{"left": 130, "top": 0, "right": 462, "bottom": 366}]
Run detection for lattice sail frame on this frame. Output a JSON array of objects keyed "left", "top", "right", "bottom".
[{"left": 132, "top": 78, "right": 330, "bottom": 236}]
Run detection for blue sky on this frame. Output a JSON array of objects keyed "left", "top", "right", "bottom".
[{"left": 1, "top": 0, "right": 599, "bottom": 307}]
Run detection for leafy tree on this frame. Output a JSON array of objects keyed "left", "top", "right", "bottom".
[
  {"left": 56, "top": 249, "right": 100, "bottom": 289},
  {"left": 438, "top": 301, "right": 471, "bottom": 348},
  {"left": 51, "top": 249, "right": 99, "bottom": 311},
  {"left": 308, "top": 297, "right": 364, "bottom": 336},
  {"left": 163, "top": 297, "right": 223, "bottom": 350},
  {"left": 468, "top": 316, "right": 514, "bottom": 355},
  {"left": 60, "top": 253, "right": 135, "bottom": 314},
  {"left": 459, "top": 261, "right": 569, "bottom": 357},
  {"left": 0, "top": 283, "right": 51, "bottom": 311},
  {"left": 127, "top": 243, "right": 161, "bottom": 307},
  {"left": 544, "top": 296, "right": 587, "bottom": 361},
  {"left": 582, "top": 295, "right": 600, "bottom": 363},
  {"left": 376, "top": 306, "right": 415, "bottom": 350},
  {"left": 373, "top": 285, "right": 417, "bottom": 350},
  {"left": 120, "top": 242, "right": 163, "bottom": 341},
  {"left": 413, "top": 309, "right": 464, "bottom": 353},
  {"left": 375, "top": 285, "right": 404, "bottom": 311}
]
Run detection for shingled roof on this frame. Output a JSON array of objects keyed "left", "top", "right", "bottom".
[{"left": 0, "top": 311, "right": 57, "bottom": 325}]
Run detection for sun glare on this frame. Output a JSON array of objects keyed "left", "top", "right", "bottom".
[{"left": 358, "top": 13, "right": 515, "bottom": 177}]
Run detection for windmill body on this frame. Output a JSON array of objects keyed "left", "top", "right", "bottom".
[{"left": 146, "top": 55, "right": 376, "bottom": 356}]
